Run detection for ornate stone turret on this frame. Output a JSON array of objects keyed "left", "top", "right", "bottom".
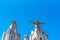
[
  {"left": 2, "top": 20, "right": 20, "bottom": 40},
  {"left": 29, "top": 20, "right": 48, "bottom": 40}
]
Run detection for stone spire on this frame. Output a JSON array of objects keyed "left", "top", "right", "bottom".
[
  {"left": 2, "top": 20, "right": 20, "bottom": 40},
  {"left": 29, "top": 20, "right": 48, "bottom": 40},
  {"left": 9, "top": 20, "right": 17, "bottom": 33}
]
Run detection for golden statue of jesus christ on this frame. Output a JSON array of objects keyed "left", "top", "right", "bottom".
[{"left": 31, "top": 20, "right": 45, "bottom": 30}]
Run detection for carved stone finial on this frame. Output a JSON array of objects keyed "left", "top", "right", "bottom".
[{"left": 12, "top": 20, "right": 16, "bottom": 25}]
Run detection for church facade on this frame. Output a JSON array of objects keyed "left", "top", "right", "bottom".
[{"left": 2, "top": 20, "right": 48, "bottom": 40}]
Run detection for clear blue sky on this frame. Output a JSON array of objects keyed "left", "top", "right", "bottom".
[{"left": 0, "top": 0, "right": 60, "bottom": 40}]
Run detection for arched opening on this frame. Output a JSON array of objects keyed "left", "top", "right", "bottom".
[
  {"left": 11, "top": 36, "right": 13, "bottom": 40},
  {"left": 40, "top": 37, "right": 42, "bottom": 40}
]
